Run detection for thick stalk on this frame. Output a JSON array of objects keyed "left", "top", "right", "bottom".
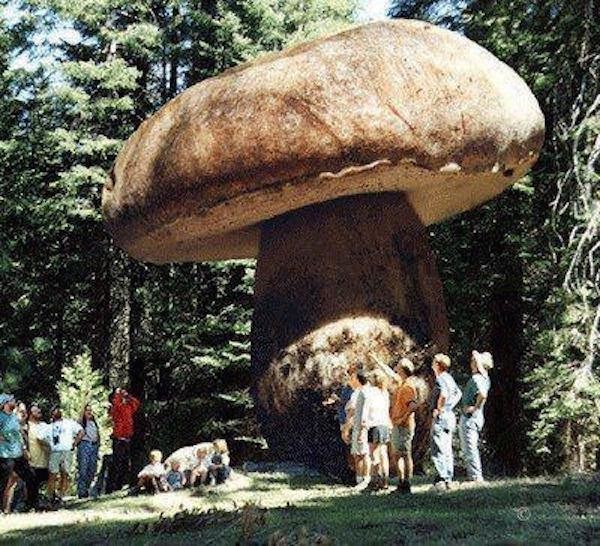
[{"left": 251, "top": 192, "right": 448, "bottom": 476}]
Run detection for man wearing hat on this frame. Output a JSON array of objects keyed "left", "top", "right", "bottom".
[
  {"left": 0, "top": 394, "right": 38, "bottom": 512},
  {"left": 430, "top": 354, "right": 462, "bottom": 490},
  {"left": 459, "top": 351, "right": 493, "bottom": 483}
]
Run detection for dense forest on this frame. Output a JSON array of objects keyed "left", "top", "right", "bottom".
[{"left": 0, "top": 0, "right": 598, "bottom": 475}]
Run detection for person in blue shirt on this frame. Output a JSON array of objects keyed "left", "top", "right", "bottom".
[
  {"left": 459, "top": 351, "right": 493, "bottom": 483},
  {"left": 429, "top": 354, "right": 462, "bottom": 490},
  {"left": 0, "top": 394, "right": 38, "bottom": 513}
]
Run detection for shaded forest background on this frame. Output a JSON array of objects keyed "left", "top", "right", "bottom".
[{"left": 0, "top": 0, "right": 598, "bottom": 475}]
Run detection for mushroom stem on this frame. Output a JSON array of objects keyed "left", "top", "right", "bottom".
[{"left": 251, "top": 192, "right": 449, "bottom": 476}]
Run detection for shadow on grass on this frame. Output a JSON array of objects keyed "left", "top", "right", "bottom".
[{"left": 2, "top": 479, "right": 599, "bottom": 545}]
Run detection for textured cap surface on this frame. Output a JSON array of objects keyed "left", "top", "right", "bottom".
[{"left": 102, "top": 19, "right": 545, "bottom": 263}]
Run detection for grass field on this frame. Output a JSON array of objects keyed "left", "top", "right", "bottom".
[{"left": 0, "top": 473, "right": 598, "bottom": 545}]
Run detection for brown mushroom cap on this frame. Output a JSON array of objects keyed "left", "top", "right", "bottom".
[{"left": 102, "top": 19, "right": 545, "bottom": 263}]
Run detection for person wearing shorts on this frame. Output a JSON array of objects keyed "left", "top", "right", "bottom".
[
  {"left": 389, "top": 358, "right": 418, "bottom": 494},
  {"left": 362, "top": 370, "right": 391, "bottom": 490},
  {"left": 41, "top": 407, "right": 83, "bottom": 505}
]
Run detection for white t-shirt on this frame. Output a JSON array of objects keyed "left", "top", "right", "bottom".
[
  {"left": 363, "top": 386, "right": 391, "bottom": 429},
  {"left": 165, "top": 442, "right": 214, "bottom": 472},
  {"left": 42, "top": 419, "right": 83, "bottom": 452},
  {"left": 138, "top": 461, "right": 166, "bottom": 478}
]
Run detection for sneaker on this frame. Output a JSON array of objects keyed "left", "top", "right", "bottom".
[
  {"left": 354, "top": 478, "right": 371, "bottom": 491},
  {"left": 431, "top": 480, "right": 447, "bottom": 493}
]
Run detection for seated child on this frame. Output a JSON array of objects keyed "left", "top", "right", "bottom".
[
  {"left": 208, "top": 439, "right": 231, "bottom": 485},
  {"left": 189, "top": 445, "right": 213, "bottom": 486},
  {"left": 135, "top": 449, "right": 168, "bottom": 494},
  {"left": 166, "top": 460, "right": 186, "bottom": 491}
]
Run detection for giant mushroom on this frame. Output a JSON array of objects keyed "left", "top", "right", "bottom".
[{"left": 102, "top": 20, "right": 544, "bottom": 476}]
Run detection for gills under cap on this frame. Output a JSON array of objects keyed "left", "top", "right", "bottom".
[{"left": 102, "top": 19, "right": 544, "bottom": 264}]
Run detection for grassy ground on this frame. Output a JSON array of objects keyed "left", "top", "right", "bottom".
[{"left": 0, "top": 473, "right": 598, "bottom": 545}]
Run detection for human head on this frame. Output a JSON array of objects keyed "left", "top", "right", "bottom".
[
  {"left": 196, "top": 446, "right": 209, "bottom": 459},
  {"left": 432, "top": 353, "right": 451, "bottom": 376},
  {"left": 29, "top": 403, "right": 42, "bottom": 422},
  {"left": 371, "top": 370, "right": 388, "bottom": 390},
  {"left": 394, "top": 357, "right": 415, "bottom": 380},
  {"left": 149, "top": 449, "right": 163, "bottom": 464},
  {"left": 82, "top": 404, "right": 94, "bottom": 422},
  {"left": 51, "top": 406, "right": 63, "bottom": 421},
  {"left": 0, "top": 394, "right": 15, "bottom": 413},
  {"left": 170, "top": 460, "right": 181, "bottom": 471},
  {"left": 213, "top": 439, "right": 228, "bottom": 454},
  {"left": 471, "top": 350, "right": 494, "bottom": 374},
  {"left": 356, "top": 370, "right": 368, "bottom": 386}
]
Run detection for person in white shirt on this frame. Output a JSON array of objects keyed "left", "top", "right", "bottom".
[
  {"left": 362, "top": 370, "right": 392, "bottom": 490},
  {"left": 350, "top": 370, "right": 376, "bottom": 489},
  {"left": 135, "top": 449, "right": 167, "bottom": 494},
  {"left": 41, "top": 406, "right": 84, "bottom": 504}
]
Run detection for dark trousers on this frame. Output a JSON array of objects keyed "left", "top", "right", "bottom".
[
  {"left": 32, "top": 467, "right": 49, "bottom": 493},
  {"left": 106, "top": 438, "right": 131, "bottom": 493},
  {"left": 0, "top": 457, "right": 38, "bottom": 509}
]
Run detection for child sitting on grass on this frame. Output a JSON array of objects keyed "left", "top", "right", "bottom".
[
  {"left": 132, "top": 449, "right": 168, "bottom": 494},
  {"left": 208, "top": 439, "right": 231, "bottom": 485},
  {"left": 189, "top": 445, "right": 213, "bottom": 486},
  {"left": 166, "top": 459, "right": 186, "bottom": 491}
]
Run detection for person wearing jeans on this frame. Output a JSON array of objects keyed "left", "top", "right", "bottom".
[
  {"left": 459, "top": 351, "right": 493, "bottom": 483},
  {"left": 429, "top": 354, "right": 462, "bottom": 490},
  {"left": 106, "top": 388, "right": 140, "bottom": 493},
  {"left": 77, "top": 404, "right": 100, "bottom": 498}
]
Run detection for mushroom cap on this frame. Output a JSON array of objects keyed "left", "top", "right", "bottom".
[{"left": 102, "top": 19, "right": 545, "bottom": 263}]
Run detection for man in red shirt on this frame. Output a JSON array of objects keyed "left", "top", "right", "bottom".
[{"left": 106, "top": 388, "right": 140, "bottom": 493}]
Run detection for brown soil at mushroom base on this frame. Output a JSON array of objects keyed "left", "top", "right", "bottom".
[{"left": 251, "top": 193, "right": 448, "bottom": 477}]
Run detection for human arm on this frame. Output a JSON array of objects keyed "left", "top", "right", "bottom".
[
  {"left": 372, "top": 356, "right": 401, "bottom": 383},
  {"left": 465, "top": 392, "right": 487, "bottom": 415}
]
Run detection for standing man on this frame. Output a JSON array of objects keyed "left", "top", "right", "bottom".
[
  {"left": 106, "top": 388, "right": 140, "bottom": 493},
  {"left": 389, "top": 358, "right": 419, "bottom": 494},
  {"left": 0, "top": 394, "right": 38, "bottom": 513},
  {"left": 459, "top": 350, "right": 493, "bottom": 483},
  {"left": 26, "top": 404, "right": 50, "bottom": 502},
  {"left": 41, "top": 406, "right": 84, "bottom": 506},
  {"left": 430, "top": 354, "right": 462, "bottom": 491}
]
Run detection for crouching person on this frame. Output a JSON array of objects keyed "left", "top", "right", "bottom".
[
  {"left": 208, "top": 439, "right": 231, "bottom": 485},
  {"left": 133, "top": 450, "right": 167, "bottom": 494},
  {"left": 189, "top": 445, "right": 213, "bottom": 486},
  {"left": 459, "top": 351, "right": 493, "bottom": 483}
]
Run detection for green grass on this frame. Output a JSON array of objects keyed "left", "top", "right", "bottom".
[{"left": 0, "top": 474, "right": 598, "bottom": 545}]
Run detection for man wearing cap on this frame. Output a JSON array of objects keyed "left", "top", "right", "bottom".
[
  {"left": 0, "top": 394, "right": 38, "bottom": 512},
  {"left": 430, "top": 354, "right": 462, "bottom": 490},
  {"left": 459, "top": 351, "right": 493, "bottom": 483}
]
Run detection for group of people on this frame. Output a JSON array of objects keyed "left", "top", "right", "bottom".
[
  {"left": 0, "top": 386, "right": 141, "bottom": 513},
  {"left": 0, "top": 384, "right": 232, "bottom": 514},
  {"left": 336, "top": 350, "right": 494, "bottom": 493},
  {"left": 133, "top": 438, "right": 231, "bottom": 495}
]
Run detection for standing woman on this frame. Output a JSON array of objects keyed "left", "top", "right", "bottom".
[
  {"left": 459, "top": 351, "right": 493, "bottom": 483},
  {"left": 77, "top": 404, "right": 100, "bottom": 498},
  {"left": 363, "top": 370, "right": 392, "bottom": 490}
]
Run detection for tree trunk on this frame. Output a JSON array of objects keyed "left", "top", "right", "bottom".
[
  {"left": 251, "top": 193, "right": 448, "bottom": 477},
  {"left": 106, "top": 246, "right": 131, "bottom": 388}
]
